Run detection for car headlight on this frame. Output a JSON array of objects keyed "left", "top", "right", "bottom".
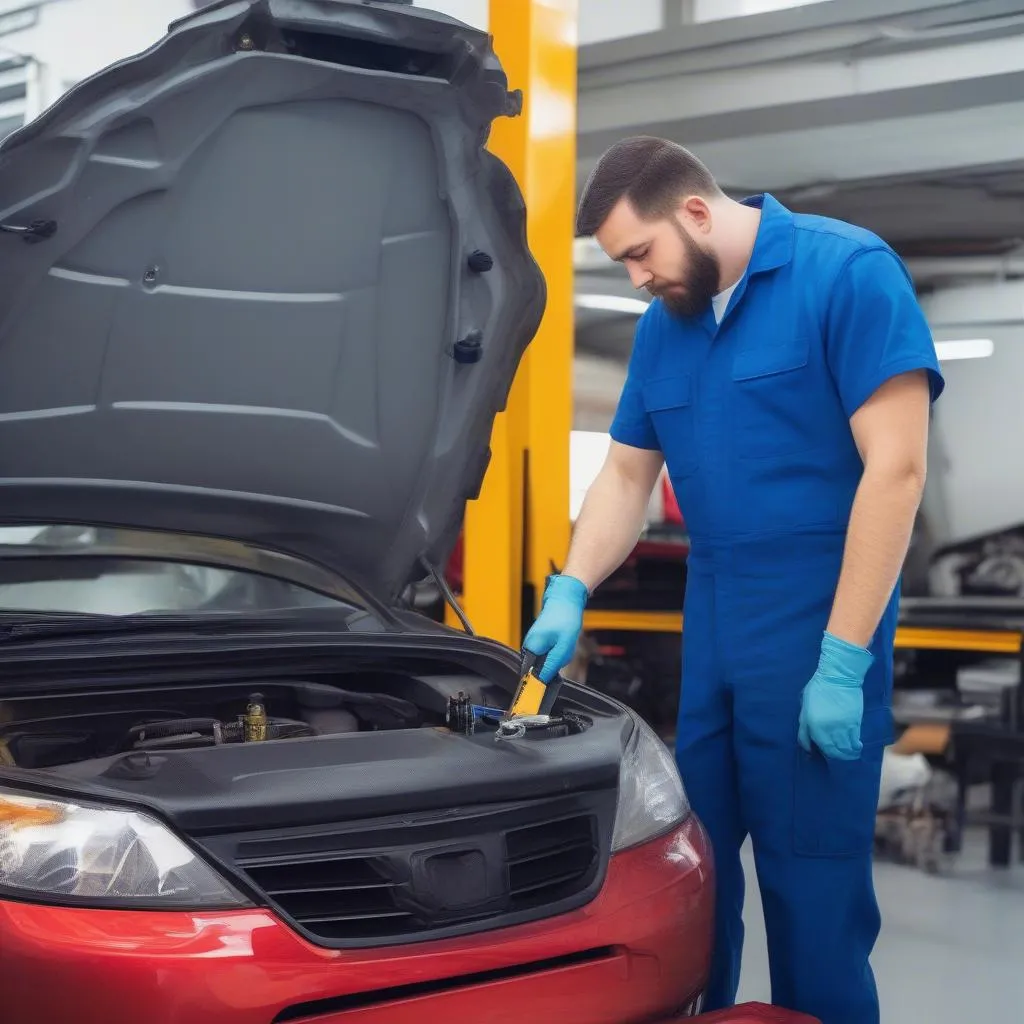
[
  {"left": 0, "top": 789, "right": 248, "bottom": 908},
  {"left": 611, "top": 711, "right": 690, "bottom": 853}
]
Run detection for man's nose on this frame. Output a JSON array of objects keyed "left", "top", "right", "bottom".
[{"left": 626, "top": 263, "right": 651, "bottom": 289}]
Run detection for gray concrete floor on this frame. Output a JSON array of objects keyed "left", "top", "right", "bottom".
[{"left": 734, "top": 829, "right": 1024, "bottom": 1019}]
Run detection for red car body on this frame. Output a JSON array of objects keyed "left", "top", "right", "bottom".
[{"left": 4, "top": 820, "right": 713, "bottom": 1024}]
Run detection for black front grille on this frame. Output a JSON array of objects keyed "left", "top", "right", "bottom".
[
  {"left": 506, "top": 816, "right": 598, "bottom": 908},
  {"left": 239, "top": 854, "right": 412, "bottom": 941},
  {"left": 203, "top": 792, "right": 615, "bottom": 949}
]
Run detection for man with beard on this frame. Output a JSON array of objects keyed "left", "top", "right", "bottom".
[{"left": 522, "top": 137, "right": 944, "bottom": 1024}]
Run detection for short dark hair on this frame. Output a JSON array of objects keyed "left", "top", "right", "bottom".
[{"left": 576, "top": 136, "right": 722, "bottom": 237}]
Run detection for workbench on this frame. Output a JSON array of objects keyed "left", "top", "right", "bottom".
[{"left": 582, "top": 597, "right": 1024, "bottom": 867}]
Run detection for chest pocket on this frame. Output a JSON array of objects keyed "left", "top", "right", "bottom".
[
  {"left": 732, "top": 335, "right": 819, "bottom": 460},
  {"left": 642, "top": 374, "right": 697, "bottom": 477}
]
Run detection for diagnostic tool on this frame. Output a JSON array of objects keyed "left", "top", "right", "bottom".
[{"left": 506, "top": 650, "right": 563, "bottom": 718}]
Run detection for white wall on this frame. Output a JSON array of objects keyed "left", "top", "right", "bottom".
[
  {"left": 926, "top": 323, "right": 1024, "bottom": 541},
  {"left": 573, "top": 352, "right": 626, "bottom": 431},
  {"left": 694, "top": 0, "right": 828, "bottom": 20},
  {"left": 32, "top": 0, "right": 190, "bottom": 92},
  {"left": 0, "top": 0, "right": 191, "bottom": 121},
  {"left": 920, "top": 280, "right": 1024, "bottom": 541},
  {"left": 413, "top": 0, "right": 662, "bottom": 42},
  {"left": 414, "top": 0, "right": 829, "bottom": 36},
  {"left": 578, "top": 0, "right": 662, "bottom": 44},
  {"left": 412, "top": 0, "right": 487, "bottom": 31}
]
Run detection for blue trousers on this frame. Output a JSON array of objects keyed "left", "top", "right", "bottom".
[{"left": 676, "top": 543, "right": 893, "bottom": 1024}]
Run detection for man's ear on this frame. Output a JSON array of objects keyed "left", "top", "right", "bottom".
[{"left": 678, "top": 195, "right": 713, "bottom": 233}]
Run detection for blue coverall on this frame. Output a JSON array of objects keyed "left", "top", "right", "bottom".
[{"left": 608, "top": 194, "right": 945, "bottom": 1023}]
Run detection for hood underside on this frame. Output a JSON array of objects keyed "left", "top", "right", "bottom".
[{"left": 0, "top": 0, "right": 546, "bottom": 604}]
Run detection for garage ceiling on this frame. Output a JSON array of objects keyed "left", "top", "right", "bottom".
[{"left": 575, "top": 0, "right": 1024, "bottom": 362}]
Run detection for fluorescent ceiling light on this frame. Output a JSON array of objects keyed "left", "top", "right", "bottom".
[
  {"left": 935, "top": 338, "right": 994, "bottom": 361},
  {"left": 575, "top": 294, "right": 650, "bottom": 315}
]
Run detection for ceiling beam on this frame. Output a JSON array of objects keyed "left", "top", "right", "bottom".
[{"left": 577, "top": 3, "right": 1024, "bottom": 193}]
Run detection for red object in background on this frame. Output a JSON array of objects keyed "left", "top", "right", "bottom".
[
  {"left": 1, "top": 819, "right": 717, "bottom": 1024},
  {"left": 441, "top": 468, "right": 689, "bottom": 602},
  {"left": 661, "top": 473, "right": 684, "bottom": 527},
  {"left": 445, "top": 531, "right": 464, "bottom": 592},
  {"left": 443, "top": 482, "right": 688, "bottom": 597}
]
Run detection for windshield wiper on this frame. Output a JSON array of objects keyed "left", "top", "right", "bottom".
[{"left": 0, "top": 611, "right": 320, "bottom": 643}]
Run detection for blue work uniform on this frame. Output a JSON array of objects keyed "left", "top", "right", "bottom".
[{"left": 609, "top": 194, "right": 944, "bottom": 1024}]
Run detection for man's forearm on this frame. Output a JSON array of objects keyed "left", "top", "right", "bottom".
[
  {"left": 826, "top": 464, "right": 925, "bottom": 649},
  {"left": 562, "top": 465, "right": 654, "bottom": 594}
]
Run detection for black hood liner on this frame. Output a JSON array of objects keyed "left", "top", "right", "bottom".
[{"left": 0, "top": 0, "right": 546, "bottom": 604}]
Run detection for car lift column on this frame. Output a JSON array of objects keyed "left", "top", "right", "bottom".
[{"left": 459, "top": 0, "right": 578, "bottom": 647}]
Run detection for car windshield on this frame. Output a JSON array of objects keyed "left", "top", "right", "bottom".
[{"left": 0, "top": 525, "right": 372, "bottom": 618}]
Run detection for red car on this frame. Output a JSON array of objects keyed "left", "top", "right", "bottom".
[{"left": 0, "top": 3, "right": 812, "bottom": 1022}]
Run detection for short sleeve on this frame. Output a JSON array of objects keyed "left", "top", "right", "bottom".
[
  {"left": 825, "top": 247, "right": 945, "bottom": 419},
  {"left": 609, "top": 312, "right": 660, "bottom": 451}
]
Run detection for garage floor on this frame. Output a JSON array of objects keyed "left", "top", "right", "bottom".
[{"left": 735, "top": 829, "right": 1024, "bottom": 1018}]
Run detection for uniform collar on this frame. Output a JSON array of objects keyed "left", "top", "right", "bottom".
[
  {"left": 740, "top": 192, "right": 795, "bottom": 275},
  {"left": 690, "top": 193, "right": 794, "bottom": 337}
]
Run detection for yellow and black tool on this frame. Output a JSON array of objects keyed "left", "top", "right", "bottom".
[{"left": 506, "top": 650, "right": 563, "bottom": 719}]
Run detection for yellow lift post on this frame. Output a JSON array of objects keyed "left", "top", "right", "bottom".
[{"left": 454, "top": 0, "right": 578, "bottom": 648}]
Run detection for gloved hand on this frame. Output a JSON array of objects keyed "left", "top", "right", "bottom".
[
  {"left": 797, "top": 631, "right": 874, "bottom": 761},
  {"left": 522, "top": 574, "right": 589, "bottom": 682}
]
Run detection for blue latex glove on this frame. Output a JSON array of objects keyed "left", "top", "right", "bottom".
[
  {"left": 522, "top": 574, "right": 589, "bottom": 682},
  {"left": 797, "top": 631, "right": 874, "bottom": 761}
]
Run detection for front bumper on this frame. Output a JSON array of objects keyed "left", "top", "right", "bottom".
[
  {"left": 2, "top": 817, "right": 713, "bottom": 1024},
  {"left": 688, "top": 1006, "right": 821, "bottom": 1024}
]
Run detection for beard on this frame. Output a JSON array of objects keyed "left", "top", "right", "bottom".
[{"left": 654, "top": 219, "right": 721, "bottom": 320}]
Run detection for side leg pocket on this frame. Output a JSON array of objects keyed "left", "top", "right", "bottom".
[{"left": 793, "top": 705, "right": 894, "bottom": 858}]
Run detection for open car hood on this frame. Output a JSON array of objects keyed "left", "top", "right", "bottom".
[{"left": 0, "top": 0, "right": 545, "bottom": 605}]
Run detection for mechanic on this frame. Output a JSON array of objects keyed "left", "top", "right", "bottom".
[{"left": 523, "top": 137, "right": 944, "bottom": 1024}]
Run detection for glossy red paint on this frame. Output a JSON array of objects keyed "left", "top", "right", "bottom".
[
  {"left": 2, "top": 817, "right": 714, "bottom": 1024},
  {"left": 688, "top": 1004, "right": 822, "bottom": 1024}
]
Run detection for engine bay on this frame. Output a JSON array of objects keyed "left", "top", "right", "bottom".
[
  {"left": 0, "top": 679, "right": 403, "bottom": 770},
  {"left": 0, "top": 668, "right": 592, "bottom": 773}
]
